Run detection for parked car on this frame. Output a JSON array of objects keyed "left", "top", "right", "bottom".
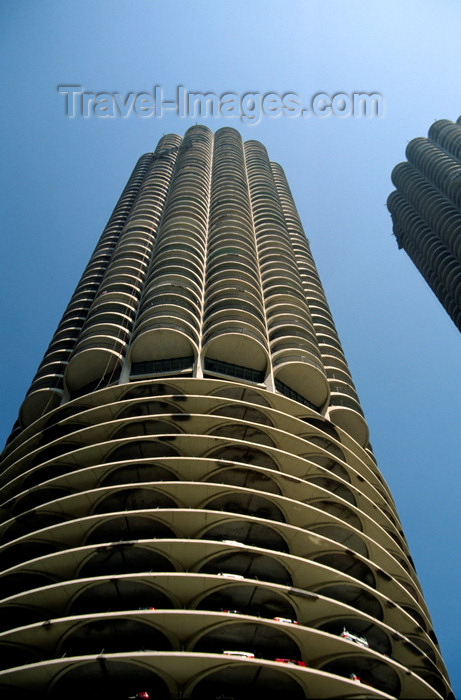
[
  {"left": 274, "top": 658, "right": 306, "bottom": 667},
  {"left": 223, "top": 650, "right": 255, "bottom": 659},
  {"left": 340, "top": 628, "right": 369, "bottom": 648},
  {"left": 221, "top": 540, "right": 242, "bottom": 546},
  {"left": 349, "top": 673, "right": 373, "bottom": 686},
  {"left": 273, "top": 616, "right": 298, "bottom": 624}
]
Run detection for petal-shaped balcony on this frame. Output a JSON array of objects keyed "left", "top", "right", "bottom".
[
  {"left": 272, "top": 346, "right": 329, "bottom": 410},
  {"left": 64, "top": 345, "right": 123, "bottom": 394},
  {"left": 327, "top": 386, "right": 369, "bottom": 448},
  {"left": 129, "top": 315, "right": 199, "bottom": 365},
  {"left": 203, "top": 321, "right": 269, "bottom": 374}
]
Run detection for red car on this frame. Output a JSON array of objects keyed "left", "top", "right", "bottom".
[
  {"left": 128, "top": 693, "right": 150, "bottom": 700},
  {"left": 350, "top": 673, "right": 373, "bottom": 687},
  {"left": 274, "top": 658, "right": 306, "bottom": 667}
]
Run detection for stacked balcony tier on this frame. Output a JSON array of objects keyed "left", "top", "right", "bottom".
[
  {"left": 65, "top": 135, "right": 182, "bottom": 394},
  {"left": 0, "top": 378, "right": 451, "bottom": 699},
  {"left": 203, "top": 128, "right": 269, "bottom": 376},
  {"left": 129, "top": 126, "right": 213, "bottom": 369},
  {"left": 19, "top": 151, "right": 158, "bottom": 428},
  {"left": 270, "top": 162, "right": 368, "bottom": 446},
  {"left": 245, "top": 141, "right": 330, "bottom": 413}
]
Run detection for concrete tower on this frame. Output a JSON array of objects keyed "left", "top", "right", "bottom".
[
  {"left": 388, "top": 115, "right": 461, "bottom": 332},
  {"left": 0, "top": 126, "right": 453, "bottom": 700}
]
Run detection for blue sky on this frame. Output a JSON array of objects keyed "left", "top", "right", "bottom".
[{"left": 1, "top": 0, "right": 461, "bottom": 695}]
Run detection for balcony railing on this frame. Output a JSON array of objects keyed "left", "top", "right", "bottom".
[
  {"left": 274, "top": 379, "right": 320, "bottom": 412},
  {"left": 131, "top": 356, "right": 194, "bottom": 377},
  {"left": 204, "top": 357, "right": 265, "bottom": 383}
]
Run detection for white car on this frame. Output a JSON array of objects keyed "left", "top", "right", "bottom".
[
  {"left": 221, "top": 540, "right": 242, "bottom": 546},
  {"left": 340, "top": 628, "right": 369, "bottom": 648},
  {"left": 217, "top": 573, "right": 244, "bottom": 580},
  {"left": 273, "top": 616, "right": 298, "bottom": 624},
  {"left": 223, "top": 650, "right": 255, "bottom": 659}
]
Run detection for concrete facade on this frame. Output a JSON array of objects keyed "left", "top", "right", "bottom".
[
  {"left": 0, "top": 126, "right": 453, "bottom": 699},
  {"left": 388, "top": 115, "right": 461, "bottom": 332}
]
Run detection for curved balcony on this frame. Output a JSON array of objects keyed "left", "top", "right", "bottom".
[
  {"left": 207, "top": 257, "right": 260, "bottom": 283},
  {"left": 141, "top": 282, "right": 201, "bottom": 310},
  {"left": 152, "top": 245, "right": 205, "bottom": 272},
  {"left": 209, "top": 219, "right": 255, "bottom": 242},
  {"left": 208, "top": 227, "right": 255, "bottom": 249},
  {"left": 204, "top": 308, "right": 267, "bottom": 338},
  {"left": 208, "top": 245, "right": 258, "bottom": 268},
  {"left": 143, "top": 267, "right": 203, "bottom": 299},
  {"left": 210, "top": 202, "right": 253, "bottom": 223},
  {"left": 129, "top": 319, "right": 199, "bottom": 365},
  {"left": 203, "top": 325, "right": 269, "bottom": 374},
  {"left": 204, "top": 299, "right": 265, "bottom": 325},
  {"left": 328, "top": 396, "right": 369, "bottom": 448},
  {"left": 159, "top": 217, "right": 207, "bottom": 243},
  {"left": 19, "top": 386, "right": 64, "bottom": 430},
  {"left": 269, "top": 321, "right": 318, "bottom": 347},
  {"left": 138, "top": 293, "right": 201, "bottom": 320},
  {"left": 156, "top": 230, "right": 205, "bottom": 254},
  {"left": 64, "top": 342, "right": 123, "bottom": 394},
  {"left": 272, "top": 350, "right": 329, "bottom": 409},
  {"left": 150, "top": 257, "right": 203, "bottom": 285},
  {"left": 263, "top": 287, "right": 310, "bottom": 311},
  {"left": 205, "top": 277, "right": 264, "bottom": 307}
]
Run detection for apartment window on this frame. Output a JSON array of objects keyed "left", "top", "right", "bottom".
[
  {"left": 204, "top": 357, "right": 265, "bottom": 383},
  {"left": 131, "top": 356, "right": 194, "bottom": 377}
]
